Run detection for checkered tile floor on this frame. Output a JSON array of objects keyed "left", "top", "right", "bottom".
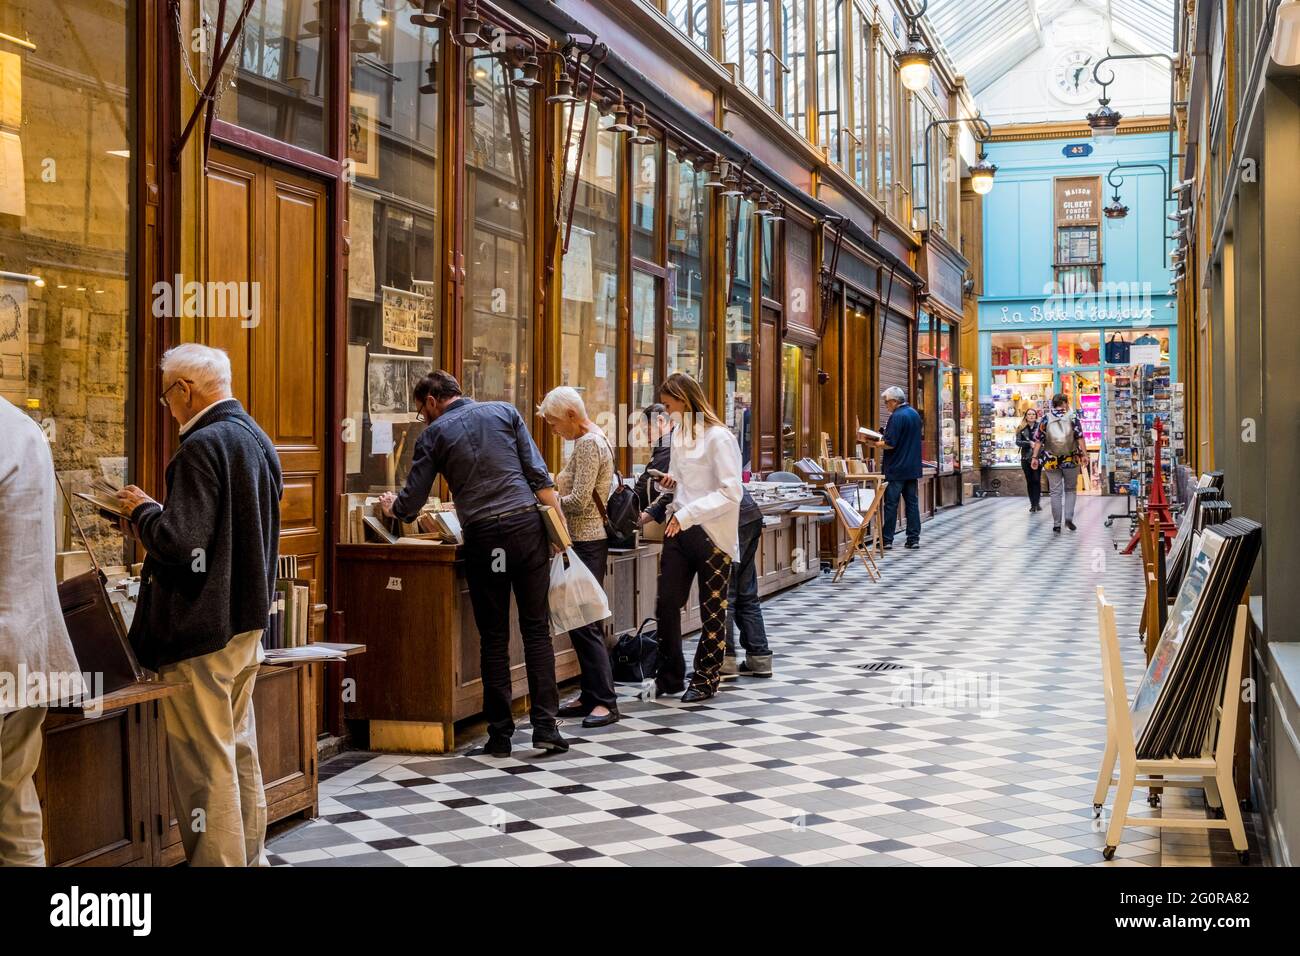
[{"left": 268, "top": 496, "right": 1266, "bottom": 867}]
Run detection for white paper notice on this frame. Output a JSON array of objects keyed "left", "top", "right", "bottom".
[
  {"left": 594, "top": 349, "right": 607, "bottom": 379},
  {"left": 0, "top": 131, "right": 25, "bottom": 218},
  {"left": 370, "top": 420, "right": 394, "bottom": 455}
]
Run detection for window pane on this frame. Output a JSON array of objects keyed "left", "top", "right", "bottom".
[
  {"left": 667, "top": 0, "right": 710, "bottom": 52},
  {"left": 3, "top": 0, "right": 135, "bottom": 564},
  {"left": 666, "top": 151, "right": 709, "bottom": 386},
  {"left": 345, "top": 17, "right": 441, "bottom": 493},
  {"left": 876, "top": 42, "right": 895, "bottom": 211},
  {"left": 990, "top": 331, "right": 1052, "bottom": 367},
  {"left": 781, "top": 0, "right": 808, "bottom": 135},
  {"left": 816, "top": 0, "right": 841, "bottom": 166},
  {"left": 781, "top": 343, "right": 800, "bottom": 465},
  {"left": 631, "top": 271, "right": 660, "bottom": 466},
  {"left": 561, "top": 106, "right": 621, "bottom": 430},
  {"left": 990, "top": 369, "right": 1054, "bottom": 465},
  {"left": 208, "top": 0, "right": 329, "bottom": 155},
  {"left": 1058, "top": 330, "right": 1101, "bottom": 366},
  {"left": 463, "top": 57, "right": 532, "bottom": 417},
  {"left": 632, "top": 140, "right": 658, "bottom": 261},
  {"left": 850, "top": 3, "right": 870, "bottom": 189},
  {"left": 726, "top": 197, "right": 755, "bottom": 466}
]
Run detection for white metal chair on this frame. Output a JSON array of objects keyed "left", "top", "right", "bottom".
[{"left": 1091, "top": 586, "right": 1250, "bottom": 863}]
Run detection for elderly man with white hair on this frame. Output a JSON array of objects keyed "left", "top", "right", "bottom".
[
  {"left": 116, "top": 343, "right": 282, "bottom": 866},
  {"left": 872, "top": 385, "right": 924, "bottom": 551}
]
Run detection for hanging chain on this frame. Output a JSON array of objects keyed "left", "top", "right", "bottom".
[{"left": 172, "top": 2, "right": 245, "bottom": 116}]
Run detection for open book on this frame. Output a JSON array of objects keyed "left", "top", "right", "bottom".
[{"left": 74, "top": 490, "right": 133, "bottom": 522}]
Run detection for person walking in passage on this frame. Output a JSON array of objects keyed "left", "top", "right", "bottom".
[
  {"left": 651, "top": 374, "right": 743, "bottom": 703},
  {"left": 1038, "top": 393, "right": 1087, "bottom": 534},
  {"left": 116, "top": 343, "right": 281, "bottom": 866},
  {"left": 638, "top": 404, "right": 771, "bottom": 680},
  {"left": 1016, "top": 407, "right": 1043, "bottom": 514},
  {"left": 0, "top": 398, "right": 85, "bottom": 866},
  {"left": 873, "top": 385, "right": 923, "bottom": 550},
  {"left": 381, "top": 371, "right": 570, "bottom": 756},
  {"left": 540, "top": 387, "right": 619, "bottom": 729}
]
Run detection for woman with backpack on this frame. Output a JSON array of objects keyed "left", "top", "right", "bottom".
[
  {"left": 652, "top": 373, "right": 743, "bottom": 703},
  {"left": 1016, "top": 407, "right": 1043, "bottom": 514},
  {"left": 540, "top": 386, "right": 620, "bottom": 728},
  {"left": 1038, "top": 393, "right": 1087, "bottom": 534}
]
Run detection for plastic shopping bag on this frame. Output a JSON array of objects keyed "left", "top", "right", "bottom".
[{"left": 548, "top": 547, "right": 611, "bottom": 635}]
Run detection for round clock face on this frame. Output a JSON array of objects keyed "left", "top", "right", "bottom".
[{"left": 1051, "top": 49, "right": 1101, "bottom": 104}]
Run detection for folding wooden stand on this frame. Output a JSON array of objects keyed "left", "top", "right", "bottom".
[
  {"left": 826, "top": 484, "right": 882, "bottom": 583},
  {"left": 1091, "top": 587, "right": 1251, "bottom": 863}
]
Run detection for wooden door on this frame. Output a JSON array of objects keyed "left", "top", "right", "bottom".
[{"left": 202, "top": 150, "right": 328, "bottom": 600}]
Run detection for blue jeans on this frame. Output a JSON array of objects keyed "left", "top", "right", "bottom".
[
  {"left": 725, "top": 518, "right": 769, "bottom": 657},
  {"left": 882, "top": 478, "right": 920, "bottom": 546}
]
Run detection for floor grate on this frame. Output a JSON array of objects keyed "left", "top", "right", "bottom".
[{"left": 856, "top": 661, "right": 906, "bottom": 672}]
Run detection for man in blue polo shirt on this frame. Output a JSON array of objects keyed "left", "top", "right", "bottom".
[{"left": 874, "top": 385, "right": 923, "bottom": 551}]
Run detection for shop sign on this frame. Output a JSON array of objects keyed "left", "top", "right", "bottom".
[
  {"left": 997, "top": 304, "right": 1156, "bottom": 324},
  {"left": 1055, "top": 176, "right": 1100, "bottom": 224},
  {"left": 1062, "top": 143, "right": 1094, "bottom": 158}
]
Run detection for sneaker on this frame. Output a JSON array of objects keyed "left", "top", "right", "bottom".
[
  {"left": 532, "top": 727, "right": 570, "bottom": 754},
  {"left": 882, "top": 542, "right": 893, "bottom": 551},
  {"left": 740, "top": 654, "right": 773, "bottom": 678},
  {"left": 720, "top": 656, "right": 740, "bottom": 681},
  {"left": 1053, "top": 525, "right": 1061, "bottom": 534},
  {"left": 1065, "top": 519, "right": 1077, "bottom": 531},
  {"left": 904, "top": 540, "right": 919, "bottom": 550}
]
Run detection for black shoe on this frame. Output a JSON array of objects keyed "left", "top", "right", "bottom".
[
  {"left": 556, "top": 699, "right": 591, "bottom": 719},
  {"left": 1053, "top": 525, "right": 1061, "bottom": 533},
  {"left": 904, "top": 540, "right": 919, "bottom": 550},
  {"left": 581, "top": 709, "right": 620, "bottom": 728},
  {"left": 681, "top": 686, "right": 714, "bottom": 704},
  {"left": 1065, "top": 520, "right": 1077, "bottom": 531},
  {"left": 482, "top": 735, "right": 512, "bottom": 758},
  {"left": 656, "top": 680, "right": 685, "bottom": 697},
  {"left": 532, "top": 726, "right": 570, "bottom": 753}
]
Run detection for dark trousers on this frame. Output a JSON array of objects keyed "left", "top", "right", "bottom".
[
  {"left": 462, "top": 510, "right": 559, "bottom": 737},
  {"left": 568, "top": 537, "right": 617, "bottom": 711},
  {"left": 1022, "top": 461, "right": 1042, "bottom": 508},
  {"left": 725, "top": 518, "right": 769, "bottom": 657},
  {"left": 655, "top": 525, "right": 732, "bottom": 694},
  {"left": 882, "top": 478, "right": 921, "bottom": 546}
]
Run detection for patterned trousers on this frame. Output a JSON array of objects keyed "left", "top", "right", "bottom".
[{"left": 655, "top": 525, "right": 733, "bottom": 694}]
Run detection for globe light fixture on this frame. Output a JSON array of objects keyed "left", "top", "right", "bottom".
[
  {"left": 895, "top": 1, "right": 934, "bottom": 93},
  {"left": 1271, "top": 0, "right": 1300, "bottom": 65},
  {"left": 969, "top": 154, "right": 998, "bottom": 195},
  {"left": 1087, "top": 97, "right": 1123, "bottom": 139}
]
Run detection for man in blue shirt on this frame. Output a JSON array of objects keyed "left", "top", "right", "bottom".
[
  {"left": 380, "top": 370, "right": 569, "bottom": 757},
  {"left": 874, "top": 385, "right": 923, "bottom": 550}
]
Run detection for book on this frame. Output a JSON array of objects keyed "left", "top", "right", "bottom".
[
  {"left": 539, "top": 505, "right": 571, "bottom": 550},
  {"left": 856, "top": 427, "right": 883, "bottom": 443},
  {"left": 363, "top": 514, "right": 400, "bottom": 544},
  {"left": 74, "top": 490, "right": 133, "bottom": 522}
]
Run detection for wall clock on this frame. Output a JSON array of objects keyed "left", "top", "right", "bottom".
[{"left": 1050, "top": 49, "right": 1101, "bottom": 104}]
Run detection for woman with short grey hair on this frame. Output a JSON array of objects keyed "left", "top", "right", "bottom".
[{"left": 538, "top": 386, "right": 619, "bottom": 727}]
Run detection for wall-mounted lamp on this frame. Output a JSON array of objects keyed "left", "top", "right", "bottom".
[
  {"left": 969, "top": 153, "right": 998, "bottom": 195},
  {"left": 410, "top": 0, "right": 447, "bottom": 28},
  {"left": 895, "top": 1, "right": 935, "bottom": 93},
  {"left": 1272, "top": 1, "right": 1300, "bottom": 65}
]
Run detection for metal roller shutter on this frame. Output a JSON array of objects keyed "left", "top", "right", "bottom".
[{"left": 878, "top": 314, "right": 912, "bottom": 426}]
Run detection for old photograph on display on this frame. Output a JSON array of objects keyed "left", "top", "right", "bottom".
[{"left": 368, "top": 353, "right": 434, "bottom": 423}]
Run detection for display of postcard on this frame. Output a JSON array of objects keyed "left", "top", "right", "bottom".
[{"left": 367, "top": 352, "right": 431, "bottom": 422}]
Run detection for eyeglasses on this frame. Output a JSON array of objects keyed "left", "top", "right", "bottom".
[{"left": 158, "top": 378, "right": 192, "bottom": 406}]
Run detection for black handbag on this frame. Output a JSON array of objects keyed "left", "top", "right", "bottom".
[
  {"left": 592, "top": 473, "right": 639, "bottom": 550},
  {"left": 1104, "top": 333, "right": 1131, "bottom": 364},
  {"left": 610, "top": 618, "right": 658, "bottom": 683},
  {"left": 55, "top": 474, "right": 147, "bottom": 697}
]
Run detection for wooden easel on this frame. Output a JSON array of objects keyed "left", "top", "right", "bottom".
[
  {"left": 1091, "top": 587, "right": 1251, "bottom": 863},
  {"left": 826, "top": 484, "right": 882, "bottom": 583}
]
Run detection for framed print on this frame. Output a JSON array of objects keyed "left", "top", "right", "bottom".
[{"left": 348, "top": 91, "right": 381, "bottom": 180}]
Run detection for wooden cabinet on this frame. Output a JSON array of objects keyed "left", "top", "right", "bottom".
[{"left": 37, "top": 663, "right": 318, "bottom": 867}]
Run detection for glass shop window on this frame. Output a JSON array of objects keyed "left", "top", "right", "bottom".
[
  {"left": 780, "top": 342, "right": 800, "bottom": 466},
  {"left": 1, "top": 0, "right": 136, "bottom": 565},
  {"left": 344, "top": 12, "right": 441, "bottom": 494},
  {"left": 561, "top": 104, "right": 622, "bottom": 433},
  {"left": 726, "top": 196, "right": 756, "bottom": 467},
  {"left": 1058, "top": 330, "right": 1102, "bottom": 366},
  {"left": 666, "top": 149, "right": 709, "bottom": 386},
  {"left": 631, "top": 269, "right": 660, "bottom": 453},
  {"left": 990, "top": 331, "right": 1052, "bottom": 368},
  {"left": 206, "top": 0, "right": 331, "bottom": 155},
  {"left": 463, "top": 54, "right": 534, "bottom": 419},
  {"left": 632, "top": 139, "right": 658, "bottom": 262}
]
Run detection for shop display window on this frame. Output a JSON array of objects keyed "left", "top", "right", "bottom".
[
  {"left": 989, "top": 369, "right": 1053, "bottom": 466},
  {"left": 463, "top": 55, "right": 533, "bottom": 420},
  {"left": 959, "top": 370, "right": 975, "bottom": 470},
  {"left": 1057, "top": 331, "right": 1101, "bottom": 366},
  {"left": 780, "top": 343, "right": 801, "bottom": 466},
  {"left": 666, "top": 150, "right": 709, "bottom": 386},
  {"left": 990, "top": 331, "right": 1052, "bottom": 367},
  {"left": 726, "top": 196, "right": 756, "bottom": 466},
  {"left": 632, "top": 139, "right": 658, "bottom": 262},
  {"left": 345, "top": 15, "right": 442, "bottom": 494},
  {"left": 561, "top": 105, "right": 622, "bottom": 432},
  {"left": 3, "top": 0, "right": 136, "bottom": 563},
  {"left": 631, "top": 270, "right": 660, "bottom": 452}
]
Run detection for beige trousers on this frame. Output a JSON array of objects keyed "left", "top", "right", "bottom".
[
  {"left": 0, "top": 706, "right": 47, "bottom": 866},
  {"left": 159, "top": 629, "right": 267, "bottom": 867}
]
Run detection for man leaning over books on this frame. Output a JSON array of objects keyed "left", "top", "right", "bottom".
[{"left": 116, "top": 343, "right": 283, "bottom": 867}]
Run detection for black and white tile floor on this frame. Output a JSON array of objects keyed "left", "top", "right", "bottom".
[{"left": 268, "top": 496, "right": 1265, "bottom": 867}]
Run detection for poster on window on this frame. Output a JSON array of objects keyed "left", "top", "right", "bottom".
[
  {"left": 562, "top": 227, "right": 594, "bottom": 303},
  {"left": 348, "top": 190, "right": 376, "bottom": 300},
  {"left": 0, "top": 51, "right": 21, "bottom": 130},
  {"left": 381, "top": 285, "right": 421, "bottom": 352},
  {"left": 411, "top": 279, "right": 437, "bottom": 338},
  {"left": 0, "top": 130, "right": 24, "bottom": 218},
  {"left": 0, "top": 281, "right": 26, "bottom": 403}
]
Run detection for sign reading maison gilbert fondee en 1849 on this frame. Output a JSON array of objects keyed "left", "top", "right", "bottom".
[{"left": 1055, "top": 176, "right": 1100, "bottom": 224}]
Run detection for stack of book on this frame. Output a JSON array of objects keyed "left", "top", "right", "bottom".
[
  {"left": 265, "top": 555, "right": 311, "bottom": 651},
  {"left": 338, "top": 493, "right": 461, "bottom": 545},
  {"left": 1131, "top": 517, "right": 1262, "bottom": 759}
]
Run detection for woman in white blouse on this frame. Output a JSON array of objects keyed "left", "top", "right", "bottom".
[
  {"left": 653, "top": 373, "right": 743, "bottom": 702},
  {"left": 539, "top": 387, "right": 619, "bottom": 727}
]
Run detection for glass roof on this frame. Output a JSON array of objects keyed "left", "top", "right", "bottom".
[{"left": 925, "top": 0, "right": 1176, "bottom": 95}]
